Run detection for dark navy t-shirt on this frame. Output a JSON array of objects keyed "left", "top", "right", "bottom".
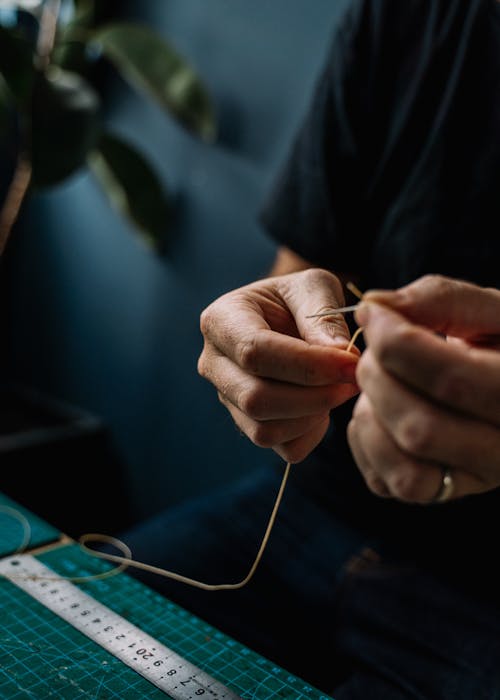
[{"left": 260, "top": 0, "right": 500, "bottom": 594}]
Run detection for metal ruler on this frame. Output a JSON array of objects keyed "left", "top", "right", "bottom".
[{"left": 0, "top": 554, "right": 241, "bottom": 700}]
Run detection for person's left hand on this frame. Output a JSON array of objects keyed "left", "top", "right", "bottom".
[{"left": 347, "top": 275, "right": 500, "bottom": 504}]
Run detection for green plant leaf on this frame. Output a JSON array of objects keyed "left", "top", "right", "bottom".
[
  {"left": 53, "top": 0, "right": 95, "bottom": 70},
  {"left": 87, "top": 131, "right": 170, "bottom": 249},
  {"left": 92, "top": 23, "right": 216, "bottom": 142},
  {"left": 0, "top": 25, "right": 35, "bottom": 106},
  {"left": 31, "top": 67, "right": 100, "bottom": 187},
  {"left": 70, "top": 0, "right": 96, "bottom": 26}
]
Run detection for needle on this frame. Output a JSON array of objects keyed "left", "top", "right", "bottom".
[{"left": 306, "top": 304, "right": 360, "bottom": 318}]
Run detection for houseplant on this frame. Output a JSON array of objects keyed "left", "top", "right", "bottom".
[
  {"left": 0, "top": 0, "right": 216, "bottom": 254},
  {"left": 0, "top": 0, "right": 217, "bottom": 534}
]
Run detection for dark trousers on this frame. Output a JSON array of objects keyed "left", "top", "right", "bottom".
[{"left": 118, "top": 465, "right": 500, "bottom": 699}]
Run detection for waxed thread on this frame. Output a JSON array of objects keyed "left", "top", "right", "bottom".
[
  {"left": 347, "top": 326, "right": 364, "bottom": 353},
  {"left": 346, "top": 282, "right": 364, "bottom": 353},
  {"left": 0, "top": 462, "right": 291, "bottom": 588},
  {"left": 78, "top": 459, "right": 292, "bottom": 591},
  {"left": 0, "top": 506, "right": 31, "bottom": 554}
]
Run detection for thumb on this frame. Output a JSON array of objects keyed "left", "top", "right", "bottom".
[
  {"left": 280, "top": 269, "right": 353, "bottom": 348},
  {"left": 362, "top": 275, "right": 500, "bottom": 342}
]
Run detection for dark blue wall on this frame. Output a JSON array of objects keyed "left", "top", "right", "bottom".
[{"left": 6, "top": 0, "right": 348, "bottom": 524}]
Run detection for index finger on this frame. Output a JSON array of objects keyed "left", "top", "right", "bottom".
[
  {"left": 363, "top": 275, "right": 500, "bottom": 342},
  {"left": 229, "top": 328, "right": 359, "bottom": 386},
  {"left": 202, "top": 303, "right": 358, "bottom": 386},
  {"left": 358, "top": 302, "right": 500, "bottom": 428}
]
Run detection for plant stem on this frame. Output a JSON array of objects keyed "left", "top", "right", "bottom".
[
  {"left": 36, "top": 0, "right": 61, "bottom": 69},
  {"left": 0, "top": 0, "right": 61, "bottom": 257},
  {"left": 0, "top": 156, "right": 32, "bottom": 257}
]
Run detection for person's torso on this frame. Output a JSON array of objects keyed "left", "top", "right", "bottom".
[{"left": 303, "top": 0, "right": 500, "bottom": 593}]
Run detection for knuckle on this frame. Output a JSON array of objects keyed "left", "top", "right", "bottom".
[
  {"left": 420, "top": 273, "right": 449, "bottom": 292},
  {"left": 420, "top": 273, "right": 449, "bottom": 296},
  {"left": 197, "top": 351, "right": 209, "bottom": 379},
  {"left": 300, "top": 268, "right": 344, "bottom": 299},
  {"left": 199, "top": 305, "right": 215, "bottom": 337},
  {"left": 396, "top": 412, "right": 434, "bottom": 457},
  {"left": 248, "top": 422, "right": 276, "bottom": 449},
  {"left": 236, "top": 337, "right": 260, "bottom": 375},
  {"left": 355, "top": 352, "right": 372, "bottom": 387},
  {"left": 365, "top": 474, "right": 390, "bottom": 498},
  {"left": 346, "top": 417, "right": 356, "bottom": 446},
  {"left": 377, "top": 324, "right": 420, "bottom": 364},
  {"left": 346, "top": 419, "right": 362, "bottom": 460},
  {"left": 238, "top": 383, "right": 268, "bottom": 420},
  {"left": 280, "top": 443, "right": 311, "bottom": 464},
  {"left": 281, "top": 418, "right": 329, "bottom": 464},
  {"left": 406, "top": 274, "right": 449, "bottom": 303},
  {"left": 351, "top": 393, "right": 370, "bottom": 421},
  {"left": 389, "top": 466, "right": 428, "bottom": 502}
]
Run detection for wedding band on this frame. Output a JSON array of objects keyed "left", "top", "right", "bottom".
[{"left": 432, "top": 467, "right": 454, "bottom": 504}]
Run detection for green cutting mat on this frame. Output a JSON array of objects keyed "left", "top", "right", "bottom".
[
  {"left": 0, "top": 544, "right": 333, "bottom": 699},
  {"left": 0, "top": 492, "right": 60, "bottom": 557}
]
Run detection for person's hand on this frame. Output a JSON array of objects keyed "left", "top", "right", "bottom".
[
  {"left": 198, "top": 269, "right": 360, "bottom": 463},
  {"left": 347, "top": 275, "right": 500, "bottom": 504}
]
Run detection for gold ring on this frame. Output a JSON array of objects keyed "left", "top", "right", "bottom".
[{"left": 432, "top": 467, "right": 454, "bottom": 504}]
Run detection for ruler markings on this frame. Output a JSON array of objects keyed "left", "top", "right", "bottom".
[
  {"left": 0, "top": 544, "right": 334, "bottom": 699},
  {"left": 0, "top": 555, "right": 241, "bottom": 700}
]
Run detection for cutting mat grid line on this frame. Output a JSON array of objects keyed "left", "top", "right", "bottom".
[
  {"left": 75, "top": 569, "right": 323, "bottom": 698},
  {"left": 0, "top": 545, "right": 333, "bottom": 699},
  {"left": 50, "top": 548, "right": 329, "bottom": 698}
]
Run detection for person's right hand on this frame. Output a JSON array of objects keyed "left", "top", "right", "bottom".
[{"left": 198, "top": 269, "right": 360, "bottom": 463}]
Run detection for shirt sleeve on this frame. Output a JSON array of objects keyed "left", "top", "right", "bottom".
[{"left": 258, "top": 0, "right": 481, "bottom": 277}]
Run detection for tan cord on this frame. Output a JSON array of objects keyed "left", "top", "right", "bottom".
[
  {"left": 346, "top": 281, "right": 364, "bottom": 301},
  {"left": 80, "top": 461, "right": 292, "bottom": 591},
  {"left": 345, "top": 282, "right": 365, "bottom": 353},
  {"left": 0, "top": 505, "right": 32, "bottom": 554},
  {"left": 347, "top": 326, "right": 364, "bottom": 353},
  {"left": 0, "top": 462, "right": 292, "bottom": 589}
]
